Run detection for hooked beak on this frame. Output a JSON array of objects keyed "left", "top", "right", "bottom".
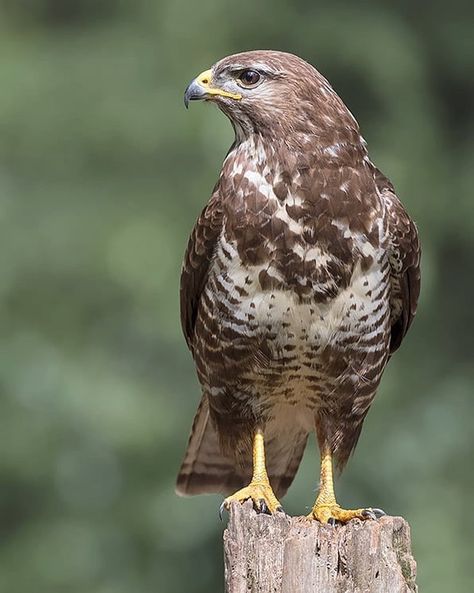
[{"left": 184, "top": 69, "right": 242, "bottom": 108}]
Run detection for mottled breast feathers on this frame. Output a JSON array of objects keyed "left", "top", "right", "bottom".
[{"left": 180, "top": 152, "right": 420, "bottom": 357}]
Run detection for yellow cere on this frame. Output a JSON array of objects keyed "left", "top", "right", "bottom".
[{"left": 196, "top": 69, "right": 242, "bottom": 100}]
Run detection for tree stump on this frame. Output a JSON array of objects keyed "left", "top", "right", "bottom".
[{"left": 223, "top": 501, "right": 417, "bottom": 593}]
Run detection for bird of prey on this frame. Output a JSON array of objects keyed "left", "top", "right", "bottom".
[{"left": 176, "top": 50, "right": 420, "bottom": 522}]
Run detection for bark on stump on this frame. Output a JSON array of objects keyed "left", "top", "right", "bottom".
[{"left": 223, "top": 501, "right": 417, "bottom": 593}]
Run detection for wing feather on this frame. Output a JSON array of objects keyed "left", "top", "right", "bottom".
[
  {"left": 180, "top": 191, "right": 223, "bottom": 352},
  {"left": 375, "top": 169, "right": 421, "bottom": 353}
]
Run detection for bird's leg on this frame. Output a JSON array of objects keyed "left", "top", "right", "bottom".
[
  {"left": 221, "top": 429, "right": 283, "bottom": 515},
  {"left": 309, "top": 447, "right": 385, "bottom": 523}
]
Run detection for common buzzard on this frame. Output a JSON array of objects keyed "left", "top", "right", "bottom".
[{"left": 176, "top": 50, "right": 420, "bottom": 522}]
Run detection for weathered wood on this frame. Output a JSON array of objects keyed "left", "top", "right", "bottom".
[{"left": 223, "top": 501, "right": 417, "bottom": 593}]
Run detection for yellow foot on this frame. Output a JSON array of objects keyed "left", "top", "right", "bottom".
[
  {"left": 309, "top": 503, "right": 385, "bottom": 524},
  {"left": 220, "top": 482, "right": 283, "bottom": 517}
]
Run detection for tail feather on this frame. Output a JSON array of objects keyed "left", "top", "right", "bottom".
[
  {"left": 268, "top": 432, "right": 308, "bottom": 498},
  {"left": 176, "top": 395, "right": 250, "bottom": 496},
  {"left": 176, "top": 395, "right": 308, "bottom": 499}
]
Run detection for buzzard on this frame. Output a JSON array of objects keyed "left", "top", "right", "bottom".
[{"left": 176, "top": 50, "right": 420, "bottom": 522}]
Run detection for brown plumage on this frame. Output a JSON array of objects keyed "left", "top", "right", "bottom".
[{"left": 176, "top": 50, "right": 420, "bottom": 503}]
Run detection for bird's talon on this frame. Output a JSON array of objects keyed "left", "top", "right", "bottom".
[
  {"left": 309, "top": 503, "right": 382, "bottom": 524},
  {"left": 221, "top": 481, "right": 282, "bottom": 515},
  {"left": 219, "top": 501, "right": 228, "bottom": 521},
  {"left": 361, "top": 507, "right": 385, "bottom": 520},
  {"left": 362, "top": 509, "right": 377, "bottom": 520}
]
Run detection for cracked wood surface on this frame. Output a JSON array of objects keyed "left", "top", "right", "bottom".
[{"left": 223, "top": 501, "right": 417, "bottom": 593}]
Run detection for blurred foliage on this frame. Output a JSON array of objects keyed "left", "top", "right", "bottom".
[{"left": 0, "top": 0, "right": 472, "bottom": 591}]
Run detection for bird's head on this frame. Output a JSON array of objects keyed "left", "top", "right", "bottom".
[{"left": 184, "top": 50, "right": 358, "bottom": 147}]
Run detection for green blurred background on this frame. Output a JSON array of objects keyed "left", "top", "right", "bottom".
[{"left": 0, "top": 0, "right": 473, "bottom": 591}]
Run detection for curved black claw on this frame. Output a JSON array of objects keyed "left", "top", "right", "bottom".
[
  {"left": 327, "top": 517, "right": 337, "bottom": 526},
  {"left": 362, "top": 509, "right": 376, "bottom": 520},
  {"left": 256, "top": 499, "right": 270, "bottom": 515},
  {"left": 220, "top": 499, "right": 284, "bottom": 518},
  {"left": 362, "top": 507, "right": 386, "bottom": 520},
  {"left": 219, "top": 501, "right": 228, "bottom": 521}
]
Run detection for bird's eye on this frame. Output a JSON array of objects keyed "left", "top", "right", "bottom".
[{"left": 238, "top": 69, "right": 261, "bottom": 88}]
